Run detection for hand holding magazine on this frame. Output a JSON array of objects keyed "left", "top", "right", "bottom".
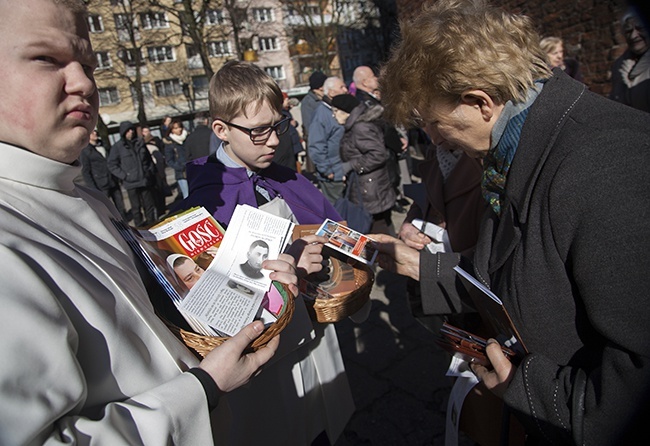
[{"left": 435, "top": 266, "right": 528, "bottom": 367}]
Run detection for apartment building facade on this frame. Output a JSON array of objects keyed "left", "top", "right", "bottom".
[{"left": 87, "top": 0, "right": 385, "bottom": 130}]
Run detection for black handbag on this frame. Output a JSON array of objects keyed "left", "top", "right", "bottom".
[{"left": 334, "top": 172, "right": 373, "bottom": 234}]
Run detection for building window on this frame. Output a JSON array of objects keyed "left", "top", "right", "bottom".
[
  {"left": 131, "top": 82, "right": 154, "bottom": 108},
  {"left": 207, "top": 41, "right": 231, "bottom": 57},
  {"left": 265, "top": 65, "right": 285, "bottom": 80},
  {"left": 192, "top": 76, "right": 210, "bottom": 99},
  {"left": 117, "top": 48, "right": 138, "bottom": 67},
  {"left": 139, "top": 11, "right": 169, "bottom": 30},
  {"left": 258, "top": 37, "right": 278, "bottom": 52},
  {"left": 206, "top": 9, "right": 226, "bottom": 25},
  {"left": 110, "top": 0, "right": 125, "bottom": 5},
  {"left": 95, "top": 52, "right": 112, "bottom": 70},
  {"left": 147, "top": 46, "right": 175, "bottom": 63},
  {"left": 98, "top": 87, "right": 120, "bottom": 106},
  {"left": 87, "top": 15, "right": 104, "bottom": 33},
  {"left": 185, "top": 44, "right": 203, "bottom": 69},
  {"left": 252, "top": 8, "right": 273, "bottom": 22},
  {"left": 155, "top": 78, "right": 182, "bottom": 97},
  {"left": 114, "top": 13, "right": 139, "bottom": 41},
  {"left": 113, "top": 13, "right": 132, "bottom": 31}
]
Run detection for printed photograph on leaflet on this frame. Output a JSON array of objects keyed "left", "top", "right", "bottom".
[
  {"left": 316, "top": 219, "right": 378, "bottom": 265},
  {"left": 292, "top": 222, "right": 370, "bottom": 300},
  {"left": 178, "top": 204, "right": 295, "bottom": 336}
]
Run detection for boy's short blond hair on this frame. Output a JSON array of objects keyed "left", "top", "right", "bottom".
[{"left": 209, "top": 61, "right": 283, "bottom": 121}]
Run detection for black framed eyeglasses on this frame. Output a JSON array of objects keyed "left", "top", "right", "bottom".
[{"left": 218, "top": 117, "right": 291, "bottom": 144}]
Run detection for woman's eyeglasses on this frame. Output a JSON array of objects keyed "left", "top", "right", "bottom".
[{"left": 218, "top": 117, "right": 291, "bottom": 144}]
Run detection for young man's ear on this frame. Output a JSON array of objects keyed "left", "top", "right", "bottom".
[
  {"left": 460, "top": 90, "right": 500, "bottom": 121},
  {"left": 212, "top": 120, "right": 229, "bottom": 141}
]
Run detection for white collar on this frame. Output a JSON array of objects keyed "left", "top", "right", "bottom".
[{"left": 0, "top": 141, "right": 80, "bottom": 192}]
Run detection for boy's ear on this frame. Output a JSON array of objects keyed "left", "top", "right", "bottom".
[{"left": 212, "top": 120, "right": 229, "bottom": 141}]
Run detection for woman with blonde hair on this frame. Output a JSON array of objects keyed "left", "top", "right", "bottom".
[
  {"left": 376, "top": 0, "right": 650, "bottom": 444},
  {"left": 540, "top": 36, "right": 584, "bottom": 81}
]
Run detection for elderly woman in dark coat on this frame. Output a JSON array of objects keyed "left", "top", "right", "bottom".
[{"left": 332, "top": 94, "right": 396, "bottom": 235}]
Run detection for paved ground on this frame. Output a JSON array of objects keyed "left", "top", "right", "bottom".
[{"left": 330, "top": 209, "right": 475, "bottom": 446}]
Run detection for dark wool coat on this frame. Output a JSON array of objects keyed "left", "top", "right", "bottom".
[
  {"left": 80, "top": 143, "right": 118, "bottom": 192},
  {"left": 339, "top": 103, "right": 396, "bottom": 215},
  {"left": 107, "top": 122, "right": 155, "bottom": 190},
  {"left": 406, "top": 149, "right": 487, "bottom": 255},
  {"left": 184, "top": 125, "right": 213, "bottom": 162},
  {"left": 419, "top": 71, "right": 650, "bottom": 444}
]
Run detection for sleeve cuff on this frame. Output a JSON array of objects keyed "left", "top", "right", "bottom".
[{"left": 186, "top": 367, "right": 224, "bottom": 411}]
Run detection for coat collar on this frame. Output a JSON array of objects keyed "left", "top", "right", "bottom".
[{"left": 505, "top": 69, "right": 587, "bottom": 224}]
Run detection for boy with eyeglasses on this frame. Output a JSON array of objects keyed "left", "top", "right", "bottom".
[{"left": 177, "top": 60, "right": 355, "bottom": 446}]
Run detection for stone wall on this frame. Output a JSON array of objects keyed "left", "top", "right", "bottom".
[{"left": 395, "top": 0, "right": 631, "bottom": 96}]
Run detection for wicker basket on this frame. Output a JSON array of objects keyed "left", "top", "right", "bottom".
[
  {"left": 165, "top": 281, "right": 295, "bottom": 358},
  {"left": 304, "top": 263, "right": 374, "bottom": 323}
]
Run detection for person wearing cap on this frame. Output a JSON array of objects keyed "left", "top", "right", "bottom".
[
  {"left": 332, "top": 93, "right": 396, "bottom": 235},
  {"left": 300, "top": 70, "right": 327, "bottom": 142}
]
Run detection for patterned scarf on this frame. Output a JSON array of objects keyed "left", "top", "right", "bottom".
[{"left": 482, "top": 83, "right": 543, "bottom": 216}]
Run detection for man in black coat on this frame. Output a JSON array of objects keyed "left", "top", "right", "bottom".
[
  {"left": 80, "top": 129, "right": 128, "bottom": 221},
  {"left": 185, "top": 111, "right": 215, "bottom": 161},
  {"left": 107, "top": 121, "right": 157, "bottom": 226}
]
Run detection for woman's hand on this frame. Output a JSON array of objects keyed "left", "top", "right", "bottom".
[
  {"left": 370, "top": 233, "right": 420, "bottom": 281},
  {"left": 398, "top": 222, "right": 433, "bottom": 250},
  {"left": 286, "top": 235, "right": 328, "bottom": 278},
  {"left": 262, "top": 253, "right": 299, "bottom": 297},
  {"left": 470, "top": 339, "right": 516, "bottom": 399}
]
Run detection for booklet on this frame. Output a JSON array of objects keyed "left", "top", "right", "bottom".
[
  {"left": 315, "top": 219, "right": 378, "bottom": 265},
  {"left": 434, "top": 266, "right": 528, "bottom": 366},
  {"left": 114, "top": 205, "right": 295, "bottom": 338},
  {"left": 178, "top": 204, "right": 295, "bottom": 336}
]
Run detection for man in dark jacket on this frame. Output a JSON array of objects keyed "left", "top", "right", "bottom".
[
  {"left": 80, "top": 129, "right": 128, "bottom": 221},
  {"left": 107, "top": 121, "right": 156, "bottom": 226},
  {"left": 353, "top": 65, "right": 408, "bottom": 213},
  {"left": 300, "top": 71, "right": 327, "bottom": 173},
  {"left": 184, "top": 111, "right": 214, "bottom": 161}
]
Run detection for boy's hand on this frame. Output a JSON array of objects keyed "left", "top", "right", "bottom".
[
  {"left": 263, "top": 253, "right": 299, "bottom": 296},
  {"left": 286, "top": 235, "right": 328, "bottom": 278},
  {"left": 199, "top": 321, "right": 279, "bottom": 393},
  {"left": 371, "top": 233, "right": 420, "bottom": 281}
]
